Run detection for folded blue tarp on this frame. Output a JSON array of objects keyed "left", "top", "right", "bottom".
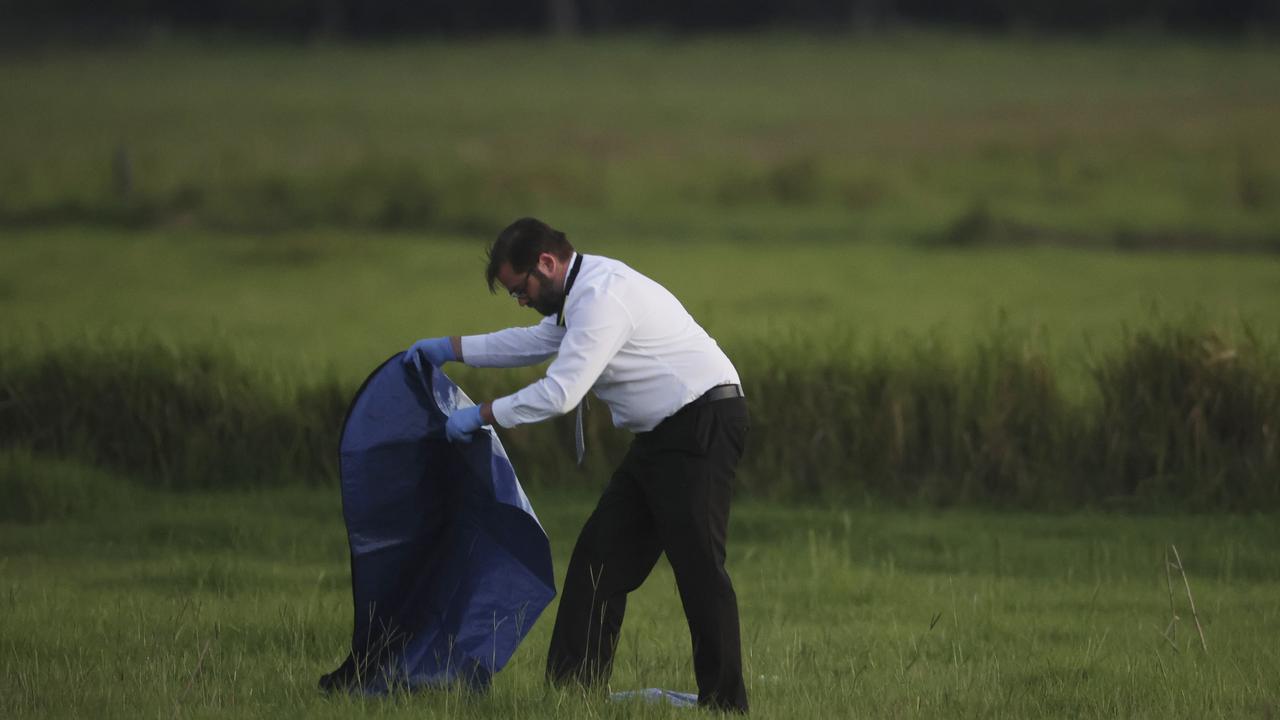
[{"left": 320, "top": 353, "right": 556, "bottom": 693}]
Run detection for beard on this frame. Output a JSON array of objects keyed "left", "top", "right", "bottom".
[{"left": 528, "top": 269, "right": 566, "bottom": 317}]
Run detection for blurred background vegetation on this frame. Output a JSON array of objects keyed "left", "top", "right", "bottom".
[
  {"left": 0, "top": 4, "right": 1277, "bottom": 507},
  {"left": 2, "top": 34, "right": 1279, "bottom": 245}
]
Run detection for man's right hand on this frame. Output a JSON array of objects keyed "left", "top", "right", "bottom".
[{"left": 405, "top": 336, "right": 456, "bottom": 372}]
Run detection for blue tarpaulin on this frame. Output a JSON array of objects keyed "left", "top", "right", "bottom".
[{"left": 320, "top": 353, "right": 556, "bottom": 693}]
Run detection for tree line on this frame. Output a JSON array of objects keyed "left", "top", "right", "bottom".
[{"left": 3, "top": 0, "right": 1277, "bottom": 39}]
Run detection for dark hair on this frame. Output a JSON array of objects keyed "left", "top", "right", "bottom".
[{"left": 485, "top": 217, "right": 575, "bottom": 293}]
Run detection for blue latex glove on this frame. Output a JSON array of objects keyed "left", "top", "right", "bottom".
[
  {"left": 405, "top": 337, "right": 456, "bottom": 372},
  {"left": 446, "top": 405, "right": 485, "bottom": 443}
]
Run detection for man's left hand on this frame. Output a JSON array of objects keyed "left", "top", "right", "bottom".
[{"left": 446, "top": 405, "right": 485, "bottom": 443}]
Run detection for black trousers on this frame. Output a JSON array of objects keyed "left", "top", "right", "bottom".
[{"left": 546, "top": 396, "right": 750, "bottom": 713}]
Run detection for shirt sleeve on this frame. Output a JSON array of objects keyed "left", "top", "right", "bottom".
[
  {"left": 491, "top": 284, "right": 635, "bottom": 428},
  {"left": 459, "top": 316, "right": 565, "bottom": 368}
]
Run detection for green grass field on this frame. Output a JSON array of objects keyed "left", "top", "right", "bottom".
[
  {"left": 2, "top": 33, "right": 1280, "bottom": 242},
  {"left": 3, "top": 477, "right": 1278, "bottom": 719},
  {"left": 2, "top": 33, "right": 1279, "bottom": 718},
  {"left": 2, "top": 226, "right": 1278, "bottom": 387},
  {"left": 4, "top": 33, "right": 1280, "bottom": 381},
  {"left": 2, "top": 33, "right": 1278, "bottom": 380}
]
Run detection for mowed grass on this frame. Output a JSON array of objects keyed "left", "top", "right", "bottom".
[
  {"left": 2, "top": 226, "right": 1278, "bottom": 386},
  {"left": 1, "top": 477, "right": 1278, "bottom": 718}
]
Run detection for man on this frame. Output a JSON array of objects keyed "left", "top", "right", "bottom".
[{"left": 406, "top": 217, "right": 750, "bottom": 713}]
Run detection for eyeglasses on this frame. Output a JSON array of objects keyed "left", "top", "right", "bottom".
[{"left": 508, "top": 269, "right": 534, "bottom": 300}]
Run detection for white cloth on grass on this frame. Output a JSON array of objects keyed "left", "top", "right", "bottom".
[{"left": 610, "top": 688, "right": 699, "bottom": 708}]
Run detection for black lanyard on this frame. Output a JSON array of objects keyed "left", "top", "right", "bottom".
[{"left": 556, "top": 253, "right": 584, "bottom": 328}]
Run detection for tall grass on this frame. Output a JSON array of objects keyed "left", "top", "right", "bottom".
[
  {"left": 2, "top": 322, "right": 1275, "bottom": 508},
  {"left": 0, "top": 336, "right": 342, "bottom": 489},
  {"left": 1086, "top": 326, "right": 1280, "bottom": 507}
]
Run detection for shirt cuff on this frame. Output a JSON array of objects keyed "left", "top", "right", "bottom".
[
  {"left": 490, "top": 395, "right": 520, "bottom": 429},
  {"left": 459, "top": 335, "right": 485, "bottom": 366}
]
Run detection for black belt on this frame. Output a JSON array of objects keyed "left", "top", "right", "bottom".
[
  {"left": 688, "top": 383, "right": 744, "bottom": 409},
  {"left": 648, "top": 384, "right": 745, "bottom": 435}
]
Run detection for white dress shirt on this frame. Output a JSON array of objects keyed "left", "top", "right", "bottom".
[{"left": 459, "top": 253, "right": 741, "bottom": 432}]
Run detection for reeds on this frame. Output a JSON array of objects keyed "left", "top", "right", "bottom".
[
  {"left": 0, "top": 336, "right": 338, "bottom": 490},
  {"left": 1, "top": 321, "right": 1276, "bottom": 508}
]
